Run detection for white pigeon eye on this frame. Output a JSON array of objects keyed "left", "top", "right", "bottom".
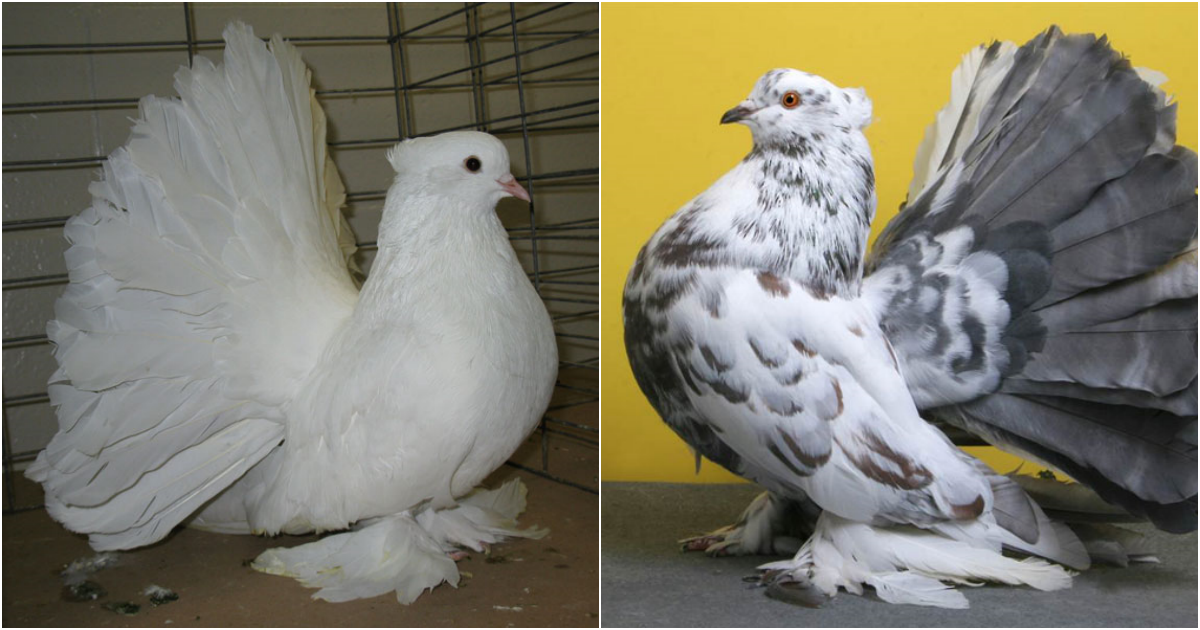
[
  {"left": 781, "top": 91, "right": 802, "bottom": 109},
  {"left": 464, "top": 156, "right": 482, "bottom": 173}
]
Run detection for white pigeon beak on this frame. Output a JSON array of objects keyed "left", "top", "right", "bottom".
[
  {"left": 497, "top": 174, "right": 531, "bottom": 202},
  {"left": 721, "top": 100, "right": 759, "bottom": 125}
]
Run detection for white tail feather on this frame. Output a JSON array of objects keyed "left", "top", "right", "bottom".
[
  {"left": 28, "top": 21, "right": 356, "bottom": 551},
  {"left": 908, "top": 41, "right": 1018, "bottom": 202}
]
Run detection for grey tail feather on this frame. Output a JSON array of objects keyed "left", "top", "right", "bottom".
[
  {"left": 950, "top": 398, "right": 1196, "bottom": 533},
  {"left": 872, "top": 26, "right": 1198, "bottom": 533},
  {"left": 1067, "top": 523, "right": 1160, "bottom": 567},
  {"left": 1013, "top": 473, "right": 1175, "bottom": 566},
  {"left": 1011, "top": 473, "right": 1140, "bottom": 523},
  {"left": 960, "top": 455, "right": 1090, "bottom": 570}
]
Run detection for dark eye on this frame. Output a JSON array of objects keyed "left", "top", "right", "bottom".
[
  {"left": 464, "top": 156, "right": 482, "bottom": 172},
  {"left": 781, "top": 91, "right": 802, "bottom": 109}
]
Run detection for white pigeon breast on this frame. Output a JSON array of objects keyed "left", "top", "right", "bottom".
[{"left": 205, "top": 231, "right": 558, "bottom": 534}]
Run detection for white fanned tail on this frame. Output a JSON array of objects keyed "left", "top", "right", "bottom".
[{"left": 27, "top": 22, "right": 358, "bottom": 550}]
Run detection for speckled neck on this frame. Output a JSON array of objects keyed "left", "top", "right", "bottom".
[{"left": 735, "top": 129, "right": 876, "bottom": 295}]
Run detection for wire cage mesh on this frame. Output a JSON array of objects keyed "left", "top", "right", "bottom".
[{"left": 1, "top": 2, "right": 599, "bottom": 513}]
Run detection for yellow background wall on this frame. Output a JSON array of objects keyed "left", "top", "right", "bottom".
[{"left": 601, "top": 3, "right": 1198, "bottom": 482}]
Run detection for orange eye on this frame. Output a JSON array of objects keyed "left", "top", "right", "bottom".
[{"left": 781, "top": 91, "right": 802, "bottom": 109}]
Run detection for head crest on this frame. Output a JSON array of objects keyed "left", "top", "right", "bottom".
[{"left": 841, "top": 87, "right": 873, "bottom": 130}]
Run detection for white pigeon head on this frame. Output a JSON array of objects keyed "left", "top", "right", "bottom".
[
  {"left": 386, "top": 130, "right": 530, "bottom": 206},
  {"left": 721, "top": 68, "right": 872, "bottom": 146}
]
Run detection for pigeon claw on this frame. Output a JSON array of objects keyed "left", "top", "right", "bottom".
[
  {"left": 764, "top": 578, "right": 831, "bottom": 608},
  {"left": 755, "top": 554, "right": 832, "bottom": 608},
  {"left": 679, "top": 532, "right": 734, "bottom": 555},
  {"left": 681, "top": 535, "right": 717, "bottom": 553}
]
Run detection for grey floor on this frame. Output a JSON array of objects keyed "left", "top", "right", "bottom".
[{"left": 602, "top": 482, "right": 1198, "bottom": 628}]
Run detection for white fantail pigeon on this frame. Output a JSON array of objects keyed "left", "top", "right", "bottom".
[
  {"left": 27, "top": 23, "right": 559, "bottom": 604},
  {"left": 624, "top": 27, "right": 1196, "bottom": 608}
]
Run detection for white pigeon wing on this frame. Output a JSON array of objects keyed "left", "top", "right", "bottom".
[{"left": 28, "top": 22, "right": 358, "bottom": 551}]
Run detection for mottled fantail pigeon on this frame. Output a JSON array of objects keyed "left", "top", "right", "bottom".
[
  {"left": 28, "top": 23, "right": 558, "bottom": 604},
  {"left": 624, "top": 27, "right": 1196, "bottom": 608}
]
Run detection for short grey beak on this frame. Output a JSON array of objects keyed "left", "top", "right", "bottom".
[
  {"left": 498, "top": 173, "right": 531, "bottom": 202},
  {"left": 720, "top": 102, "right": 757, "bottom": 125}
]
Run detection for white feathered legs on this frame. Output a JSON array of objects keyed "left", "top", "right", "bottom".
[
  {"left": 251, "top": 478, "right": 546, "bottom": 604},
  {"left": 681, "top": 491, "right": 814, "bottom": 556},
  {"left": 757, "top": 511, "right": 1074, "bottom": 609},
  {"left": 252, "top": 510, "right": 458, "bottom": 604}
]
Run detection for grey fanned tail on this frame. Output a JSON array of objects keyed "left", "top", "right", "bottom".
[{"left": 864, "top": 27, "right": 1197, "bottom": 532}]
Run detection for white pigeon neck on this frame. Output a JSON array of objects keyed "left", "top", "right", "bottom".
[{"left": 356, "top": 183, "right": 518, "bottom": 318}]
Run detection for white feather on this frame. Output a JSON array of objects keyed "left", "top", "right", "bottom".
[
  {"left": 908, "top": 42, "right": 1018, "bottom": 202},
  {"left": 252, "top": 512, "right": 459, "bottom": 604},
  {"left": 28, "top": 21, "right": 557, "bottom": 603},
  {"left": 866, "top": 572, "right": 969, "bottom": 609},
  {"left": 761, "top": 512, "right": 1073, "bottom": 608},
  {"left": 416, "top": 478, "right": 548, "bottom": 552}
]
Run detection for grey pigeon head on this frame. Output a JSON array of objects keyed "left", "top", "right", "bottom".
[{"left": 721, "top": 68, "right": 872, "bottom": 147}]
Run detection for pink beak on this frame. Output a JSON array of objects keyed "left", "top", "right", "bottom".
[{"left": 497, "top": 174, "right": 531, "bottom": 202}]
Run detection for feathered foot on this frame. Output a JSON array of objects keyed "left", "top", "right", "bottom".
[
  {"left": 680, "top": 491, "right": 813, "bottom": 556},
  {"left": 252, "top": 478, "right": 546, "bottom": 604},
  {"left": 415, "top": 477, "right": 548, "bottom": 554},
  {"left": 755, "top": 512, "right": 1075, "bottom": 609},
  {"left": 755, "top": 554, "right": 832, "bottom": 608},
  {"left": 447, "top": 549, "right": 473, "bottom": 562},
  {"left": 252, "top": 512, "right": 459, "bottom": 604}
]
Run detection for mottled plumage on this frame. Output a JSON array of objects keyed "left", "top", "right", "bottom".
[{"left": 625, "top": 27, "right": 1196, "bottom": 608}]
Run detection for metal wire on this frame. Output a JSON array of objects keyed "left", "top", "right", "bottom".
[{"left": 1, "top": 2, "right": 598, "bottom": 512}]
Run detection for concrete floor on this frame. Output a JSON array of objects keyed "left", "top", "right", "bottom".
[{"left": 602, "top": 482, "right": 1197, "bottom": 628}]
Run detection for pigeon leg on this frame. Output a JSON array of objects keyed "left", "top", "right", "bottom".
[
  {"left": 753, "top": 538, "right": 834, "bottom": 608},
  {"left": 764, "top": 573, "right": 832, "bottom": 608},
  {"left": 756, "top": 515, "right": 968, "bottom": 609},
  {"left": 756, "top": 510, "right": 1080, "bottom": 608},
  {"left": 252, "top": 512, "right": 460, "bottom": 604},
  {"left": 415, "top": 478, "right": 548, "bottom": 553},
  {"left": 446, "top": 542, "right": 493, "bottom": 562},
  {"left": 680, "top": 491, "right": 814, "bottom": 556}
]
